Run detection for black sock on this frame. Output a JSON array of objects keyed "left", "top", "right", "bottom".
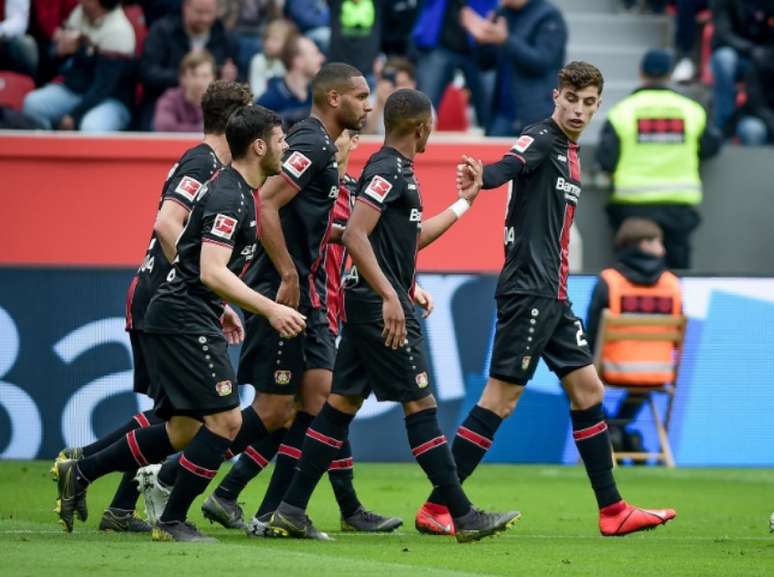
[
  {"left": 108, "top": 471, "right": 141, "bottom": 511},
  {"left": 256, "top": 411, "right": 315, "bottom": 517},
  {"left": 215, "top": 428, "right": 285, "bottom": 501},
  {"left": 428, "top": 405, "right": 501, "bottom": 505},
  {"left": 228, "top": 407, "right": 270, "bottom": 456},
  {"left": 405, "top": 408, "right": 471, "bottom": 518},
  {"left": 81, "top": 410, "right": 163, "bottom": 457},
  {"left": 571, "top": 403, "right": 622, "bottom": 509},
  {"left": 75, "top": 424, "right": 174, "bottom": 487},
  {"left": 157, "top": 454, "right": 180, "bottom": 488},
  {"left": 327, "top": 439, "right": 361, "bottom": 518},
  {"left": 282, "top": 404, "right": 354, "bottom": 511},
  {"left": 160, "top": 427, "right": 232, "bottom": 523}
]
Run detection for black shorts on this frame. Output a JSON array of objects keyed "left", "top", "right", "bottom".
[
  {"left": 332, "top": 316, "right": 433, "bottom": 403},
  {"left": 304, "top": 310, "right": 336, "bottom": 371},
  {"left": 238, "top": 308, "right": 334, "bottom": 394},
  {"left": 144, "top": 332, "right": 240, "bottom": 420},
  {"left": 489, "top": 294, "right": 593, "bottom": 385},
  {"left": 129, "top": 330, "right": 153, "bottom": 397}
]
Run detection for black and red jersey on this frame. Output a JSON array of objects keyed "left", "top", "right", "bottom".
[
  {"left": 318, "top": 173, "right": 356, "bottom": 334},
  {"left": 243, "top": 116, "right": 339, "bottom": 311},
  {"left": 483, "top": 118, "right": 582, "bottom": 301},
  {"left": 125, "top": 143, "right": 221, "bottom": 331},
  {"left": 144, "top": 167, "right": 259, "bottom": 336},
  {"left": 344, "top": 146, "right": 422, "bottom": 322}
]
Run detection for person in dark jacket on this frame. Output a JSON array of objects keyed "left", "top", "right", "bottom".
[
  {"left": 460, "top": 0, "right": 566, "bottom": 136},
  {"left": 586, "top": 218, "right": 676, "bottom": 457},
  {"left": 709, "top": 0, "right": 774, "bottom": 135},
  {"left": 139, "top": 0, "right": 238, "bottom": 129},
  {"left": 22, "top": 0, "right": 135, "bottom": 132}
]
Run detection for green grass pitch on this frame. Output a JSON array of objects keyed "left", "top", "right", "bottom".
[{"left": 1, "top": 461, "right": 772, "bottom": 576}]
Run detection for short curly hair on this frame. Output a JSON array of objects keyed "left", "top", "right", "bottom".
[
  {"left": 558, "top": 61, "right": 604, "bottom": 95},
  {"left": 202, "top": 80, "right": 254, "bottom": 135}
]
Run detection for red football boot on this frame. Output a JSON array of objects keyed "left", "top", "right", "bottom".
[
  {"left": 599, "top": 500, "right": 676, "bottom": 536},
  {"left": 415, "top": 502, "right": 455, "bottom": 536}
]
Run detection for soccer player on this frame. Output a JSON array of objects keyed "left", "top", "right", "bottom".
[
  {"left": 52, "top": 80, "right": 253, "bottom": 533},
  {"left": 201, "top": 129, "right": 402, "bottom": 533},
  {"left": 266, "top": 88, "right": 520, "bottom": 543},
  {"left": 53, "top": 106, "right": 307, "bottom": 541},
  {"left": 415, "top": 61, "right": 677, "bottom": 537}
]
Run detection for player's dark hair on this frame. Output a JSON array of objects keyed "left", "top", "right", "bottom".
[
  {"left": 99, "top": 0, "right": 122, "bottom": 10},
  {"left": 384, "top": 88, "right": 432, "bottom": 136},
  {"left": 614, "top": 218, "right": 663, "bottom": 251},
  {"left": 558, "top": 61, "right": 604, "bottom": 95},
  {"left": 202, "top": 80, "right": 253, "bottom": 135},
  {"left": 226, "top": 105, "right": 282, "bottom": 160},
  {"left": 311, "top": 62, "right": 363, "bottom": 108}
]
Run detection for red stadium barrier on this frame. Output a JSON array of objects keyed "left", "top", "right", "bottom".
[{"left": 0, "top": 132, "right": 513, "bottom": 272}]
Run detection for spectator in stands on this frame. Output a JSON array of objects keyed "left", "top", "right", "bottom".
[
  {"left": 138, "top": 0, "right": 181, "bottom": 27},
  {"left": 735, "top": 47, "right": 774, "bottom": 144},
  {"left": 283, "top": 0, "right": 330, "bottom": 53},
  {"left": 671, "top": 0, "right": 709, "bottom": 83},
  {"left": 710, "top": 0, "right": 774, "bottom": 136},
  {"left": 328, "top": 0, "right": 381, "bottom": 78},
  {"left": 381, "top": 0, "right": 418, "bottom": 57},
  {"left": 249, "top": 17, "right": 296, "bottom": 97},
  {"left": 0, "top": 0, "right": 38, "bottom": 76},
  {"left": 586, "top": 218, "right": 681, "bottom": 458},
  {"left": 29, "top": 0, "right": 77, "bottom": 83},
  {"left": 460, "top": 0, "right": 566, "bottom": 137},
  {"left": 139, "top": 0, "right": 238, "bottom": 129},
  {"left": 413, "top": 0, "right": 495, "bottom": 129},
  {"left": 218, "top": 0, "right": 280, "bottom": 78},
  {"left": 362, "top": 56, "right": 416, "bottom": 134},
  {"left": 597, "top": 49, "right": 722, "bottom": 269},
  {"left": 153, "top": 50, "right": 215, "bottom": 132},
  {"left": 256, "top": 34, "right": 323, "bottom": 127},
  {"left": 23, "top": 0, "right": 135, "bottom": 132}
]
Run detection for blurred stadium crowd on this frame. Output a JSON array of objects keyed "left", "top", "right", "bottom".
[{"left": 0, "top": 0, "right": 771, "bottom": 143}]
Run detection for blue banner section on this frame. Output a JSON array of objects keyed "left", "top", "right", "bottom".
[{"left": 1, "top": 268, "right": 773, "bottom": 464}]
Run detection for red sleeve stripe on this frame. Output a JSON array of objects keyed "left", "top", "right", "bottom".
[
  {"left": 244, "top": 446, "right": 269, "bottom": 468},
  {"left": 456, "top": 426, "right": 493, "bottom": 450},
  {"left": 573, "top": 421, "right": 608, "bottom": 441},
  {"left": 133, "top": 412, "right": 151, "bottom": 428},
  {"left": 278, "top": 444, "right": 302, "bottom": 460},
  {"left": 202, "top": 238, "right": 234, "bottom": 250},
  {"left": 179, "top": 454, "right": 217, "bottom": 479},
  {"left": 164, "top": 196, "right": 193, "bottom": 212},
  {"left": 126, "top": 430, "right": 149, "bottom": 467},
  {"left": 328, "top": 457, "right": 354, "bottom": 471},
  {"left": 280, "top": 171, "right": 301, "bottom": 191},
  {"left": 224, "top": 449, "right": 235, "bottom": 460},
  {"left": 411, "top": 435, "right": 447, "bottom": 458},
  {"left": 505, "top": 152, "right": 527, "bottom": 164},
  {"left": 356, "top": 196, "right": 382, "bottom": 212},
  {"left": 306, "top": 428, "right": 344, "bottom": 449}
]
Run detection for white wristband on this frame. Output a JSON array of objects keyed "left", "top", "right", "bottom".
[{"left": 449, "top": 198, "right": 470, "bottom": 219}]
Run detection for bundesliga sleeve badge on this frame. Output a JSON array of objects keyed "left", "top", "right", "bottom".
[
  {"left": 211, "top": 214, "right": 238, "bottom": 240},
  {"left": 513, "top": 135, "right": 534, "bottom": 153},
  {"left": 363, "top": 175, "right": 393, "bottom": 203},
  {"left": 174, "top": 176, "right": 203, "bottom": 201},
  {"left": 283, "top": 151, "right": 312, "bottom": 178}
]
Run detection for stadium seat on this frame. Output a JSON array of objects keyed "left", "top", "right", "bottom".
[
  {"left": 0, "top": 71, "right": 35, "bottom": 111},
  {"left": 593, "top": 310, "right": 688, "bottom": 468},
  {"left": 436, "top": 85, "right": 469, "bottom": 132}
]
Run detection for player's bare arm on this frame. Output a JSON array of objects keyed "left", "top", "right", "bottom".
[
  {"left": 343, "top": 200, "right": 407, "bottom": 350},
  {"left": 413, "top": 284, "right": 434, "bottom": 318},
  {"left": 200, "top": 241, "right": 306, "bottom": 338},
  {"left": 328, "top": 223, "right": 345, "bottom": 244},
  {"left": 220, "top": 304, "right": 244, "bottom": 345},
  {"left": 259, "top": 175, "right": 302, "bottom": 308},
  {"left": 153, "top": 200, "right": 190, "bottom": 262},
  {"left": 419, "top": 157, "right": 483, "bottom": 249}
]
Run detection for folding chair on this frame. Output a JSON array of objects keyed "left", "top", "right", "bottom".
[{"left": 593, "top": 310, "right": 688, "bottom": 467}]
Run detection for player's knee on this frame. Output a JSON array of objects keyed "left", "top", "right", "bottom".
[
  {"left": 300, "top": 391, "right": 328, "bottom": 415},
  {"left": 328, "top": 393, "right": 362, "bottom": 414},
  {"left": 206, "top": 409, "right": 242, "bottom": 440},
  {"left": 166, "top": 416, "right": 202, "bottom": 449},
  {"left": 254, "top": 393, "right": 296, "bottom": 430},
  {"left": 480, "top": 378, "right": 523, "bottom": 419},
  {"left": 403, "top": 394, "right": 437, "bottom": 416}
]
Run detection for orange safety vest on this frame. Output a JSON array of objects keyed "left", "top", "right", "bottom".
[{"left": 599, "top": 268, "right": 682, "bottom": 386}]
